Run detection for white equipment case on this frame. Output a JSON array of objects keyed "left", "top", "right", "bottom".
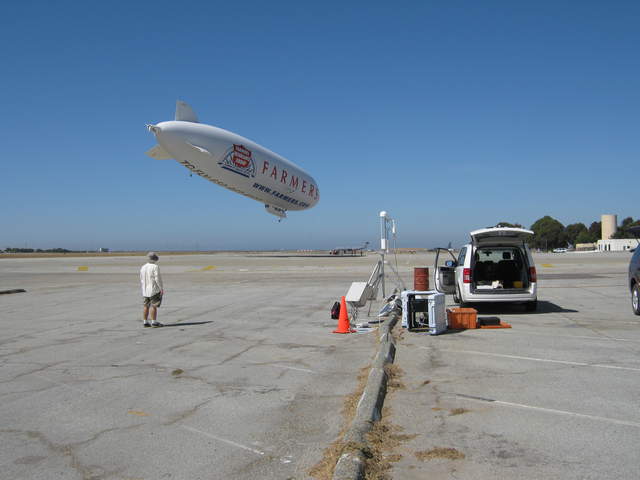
[{"left": 400, "top": 290, "right": 447, "bottom": 335}]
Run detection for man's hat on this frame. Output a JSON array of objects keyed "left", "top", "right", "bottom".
[{"left": 147, "top": 251, "right": 159, "bottom": 261}]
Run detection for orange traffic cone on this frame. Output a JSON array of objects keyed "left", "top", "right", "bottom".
[{"left": 333, "top": 296, "right": 355, "bottom": 334}]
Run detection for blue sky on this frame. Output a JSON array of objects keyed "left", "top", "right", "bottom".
[{"left": 1, "top": 1, "right": 638, "bottom": 251}]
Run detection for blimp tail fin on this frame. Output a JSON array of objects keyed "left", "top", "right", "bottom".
[
  {"left": 175, "top": 100, "right": 199, "bottom": 123},
  {"left": 145, "top": 144, "right": 172, "bottom": 160}
]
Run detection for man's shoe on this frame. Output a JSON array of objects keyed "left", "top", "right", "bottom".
[
  {"left": 151, "top": 322, "right": 163, "bottom": 328},
  {"left": 143, "top": 323, "right": 151, "bottom": 328}
]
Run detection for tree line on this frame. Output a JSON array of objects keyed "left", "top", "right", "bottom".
[{"left": 498, "top": 216, "right": 640, "bottom": 250}]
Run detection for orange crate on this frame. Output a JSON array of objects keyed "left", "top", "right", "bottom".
[{"left": 447, "top": 308, "right": 478, "bottom": 329}]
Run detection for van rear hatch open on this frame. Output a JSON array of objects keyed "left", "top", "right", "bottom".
[
  {"left": 470, "top": 227, "right": 534, "bottom": 246},
  {"left": 470, "top": 228, "right": 535, "bottom": 294}
]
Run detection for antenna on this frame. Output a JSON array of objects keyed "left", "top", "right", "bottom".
[{"left": 375, "top": 211, "right": 405, "bottom": 297}]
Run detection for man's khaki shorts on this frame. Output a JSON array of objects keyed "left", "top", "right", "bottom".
[{"left": 143, "top": 292, "right": 162, "bottom": 307}]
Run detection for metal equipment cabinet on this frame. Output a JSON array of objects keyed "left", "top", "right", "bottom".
[{"left": 400, "top": 290, "right": 446, "bottom": 334}]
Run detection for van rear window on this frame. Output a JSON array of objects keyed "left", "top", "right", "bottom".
[{"left": 475, "top": 247, "right": 522, "bottom": 263}]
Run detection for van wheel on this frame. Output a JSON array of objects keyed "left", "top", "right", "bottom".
[
  {"left": 525, "top": 300, "right": 537, "bottom": 312},
  {"left": 632, "top": 284, "right": 640, "bottom": 315}
]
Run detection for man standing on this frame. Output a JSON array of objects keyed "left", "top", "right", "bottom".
[{"left": 140, "top": 252, "right": 164, "bottom": 327}]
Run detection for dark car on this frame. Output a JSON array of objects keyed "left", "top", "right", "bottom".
[{"left": 629, "top": 226, "right": 640, "bottom": 315}]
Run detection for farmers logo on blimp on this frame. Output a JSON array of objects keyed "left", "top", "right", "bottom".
[{"left": 218, "top": 144, "right": 256, "bottom": 178}]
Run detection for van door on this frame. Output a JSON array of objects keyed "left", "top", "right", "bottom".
[{"left": 434, "top": 247, "right": 457, "bottom": 294}]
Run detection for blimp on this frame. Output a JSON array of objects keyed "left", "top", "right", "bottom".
[{"left": 146, "top": 101, "right": 319, "bottom": 219}]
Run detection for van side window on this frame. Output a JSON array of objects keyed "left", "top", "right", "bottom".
[{"left": 458, "top": 247, "right": 467, "bottom": 266}]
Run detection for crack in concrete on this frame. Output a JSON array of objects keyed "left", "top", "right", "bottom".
[
  {"left": 163, "top": 399, "right": 213, "bottom": 426},
  {"left": 0, "top": 361, "right": 66, "bottom": 384},
  {"left": 218, "top": 339, "right": 266, "bottom": 365},
  {"left": 1, "top": 424, "right": 142, "bottom": 480},
  {"left": 0, "top": 384, "right": 58, "bottom": 399},
  {"left": 0, "top": 335, "right": 89, "bottom": 360}
]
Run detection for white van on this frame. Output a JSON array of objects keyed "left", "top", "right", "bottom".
[{"left": 435, "top": 227, "right": 538, "bottom": 311}]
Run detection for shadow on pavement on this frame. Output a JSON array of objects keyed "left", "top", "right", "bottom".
[
  {"left": 536, "top": 300, "right": 579, "bottom": 313},
  {"left": 161, "top": 321, "right": 214, "bottom": 327},
  {"left": 468, "top": 301, "right": 578, "bottom": 315}
]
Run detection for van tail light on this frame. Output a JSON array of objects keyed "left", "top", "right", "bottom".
[
  {"left": 463, "top": 268, "right": 472, "bottom": 283},
  {"left": 529, "top": 267, "right": 537, "bottom": 283}
]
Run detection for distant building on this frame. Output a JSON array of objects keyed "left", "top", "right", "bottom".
[
  {"left": 596, "top": 213, "right": 637, "bottom": 251},
  {"left": 597, "top": 239, "right": 637, "bottom": 252},
  {"left": 99, "top": 248, "right": 110, "bottom": 253}
]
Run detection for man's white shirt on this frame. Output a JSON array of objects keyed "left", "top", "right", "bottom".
[{"left": 140, "top": 262, "right": 163, "bottom": 297}]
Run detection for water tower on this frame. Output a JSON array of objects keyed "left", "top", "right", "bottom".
[{"left": 601, "top": 214, "right": 617, "bottom": 240}]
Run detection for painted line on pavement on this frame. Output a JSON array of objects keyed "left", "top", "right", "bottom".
[
  {"left": 422, "top": 347, "right": 640, "bottom": 372},
  {"left": 270, "top": 364, "right": 316, "bottom": 373},
  {"left": 181, "top": 425, "right": 265, "bottom": 455},
  {"left": 514, "top": 332, "right": 638, "bottom": 343},
  {"left": 448, "top": 393, "right": 640, "bottom": 428}
]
